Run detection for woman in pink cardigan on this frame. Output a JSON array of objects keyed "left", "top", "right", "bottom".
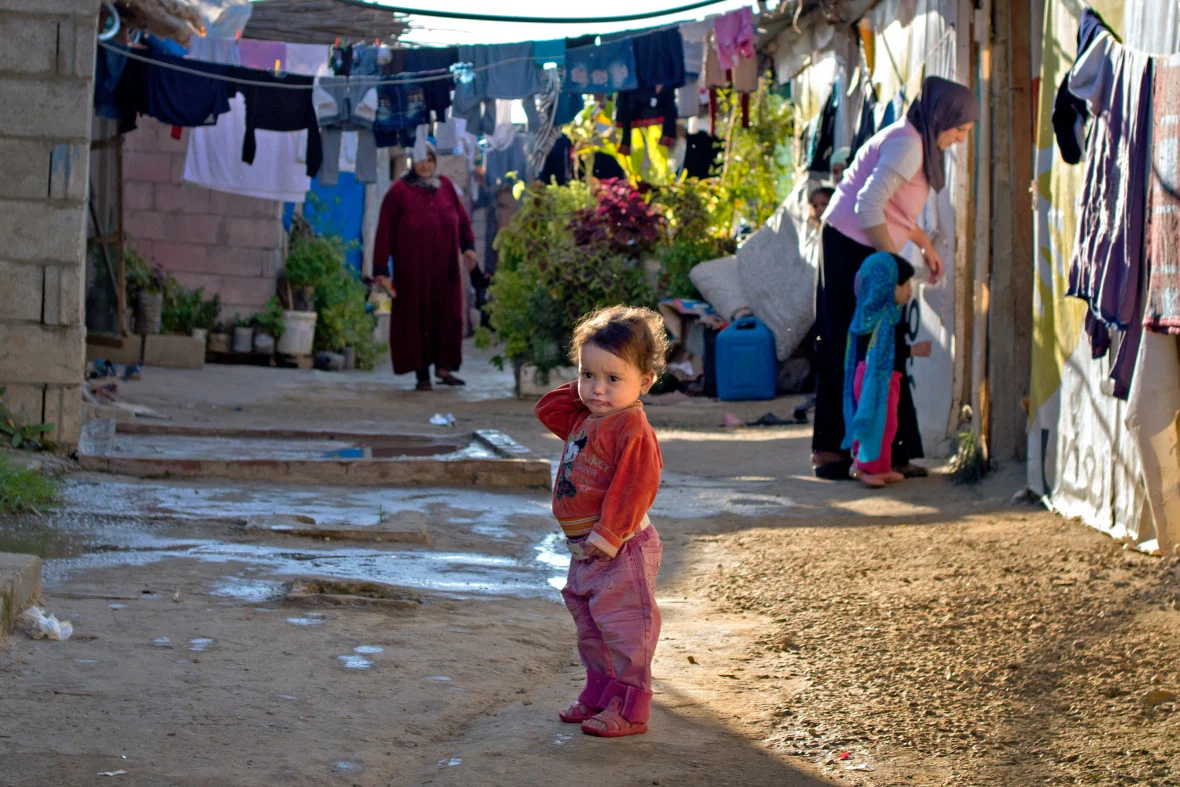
[{"left": 812, "top": 77, "right": 978, "bottom": 481}]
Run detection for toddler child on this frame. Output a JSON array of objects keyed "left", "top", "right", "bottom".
[
  {"left": 843, "top": 252, "right": 917, "bottom": 488},
  {"left": 535, "top": 305, "right": 668, "bottom": 738}
]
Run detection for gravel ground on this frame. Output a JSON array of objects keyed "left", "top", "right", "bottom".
[{"left": 703, "top": 510, "right": 1180, "bottom": 786}]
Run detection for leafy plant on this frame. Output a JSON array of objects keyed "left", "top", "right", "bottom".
[
  {"left": 0, "top": 388, "right": 54, "bottom": 451},
  {"left": 194, "top": 293, "right": 222, "bottom": 331},
  {"left": 251, "top": 296, "right": 286, "bottom": 339},
  {"left": 0, "top": 454, "right": 58, "bottom": 515},
  {"left": 286, "top": 233, "right": 345, "bottom": 290},
  {"left": 161, "top": 283, "right": 201, "bottom": 335},
  {"left": 232, "top": 313, "right": 250, "bottom": 330},
  {"left": 313, "top": 259, "right": 383, "bottom": 370},
  {"left": 125, "top": 245, "right": 166, "bottom": 301},
  {"left": 571, "top": 179, "right": 666, "bottom": 257}
]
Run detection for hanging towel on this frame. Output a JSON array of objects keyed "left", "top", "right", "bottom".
[{"left": 1145, "top": 53, "right": 1180, "bottom": 334}]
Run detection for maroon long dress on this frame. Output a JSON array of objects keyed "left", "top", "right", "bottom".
[{"left": 372, "top": 175, "right": 475, "bottom": 375}]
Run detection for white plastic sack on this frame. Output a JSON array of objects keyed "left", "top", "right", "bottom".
[
  {"left": 19, "top": 605, "right": 73, "bottom": 641},
  {"left": 736, "top": 202, "right": 816, "bottom": 361}
]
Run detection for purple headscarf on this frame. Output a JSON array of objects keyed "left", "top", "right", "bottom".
[{"left": 905, "top": 76, "right": 979, "bottom": 192}]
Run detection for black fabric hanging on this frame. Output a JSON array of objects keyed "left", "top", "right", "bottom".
[
  {"left": 807, "top": 86, "right": 838, "bottom": 173},
  {"left": 681, "top": 131, "right": 722, "bottom": 178},
  {"left": 1052, "top": 7, "right": 1117, "bottom": 165}
]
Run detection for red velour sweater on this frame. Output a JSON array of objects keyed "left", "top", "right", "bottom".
[{"left": 535, "top": 382, "right": 663, "bottom": 558}]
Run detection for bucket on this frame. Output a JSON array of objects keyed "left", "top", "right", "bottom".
[
  {"left": 191, "top": 328, "right": 208, "bottom": 344},
  {"left": 276, "top": 310, "right": 317, "bottom": 356},
  {"left": 254, "top": 333, "right": 275, "bottom": 355},
  {"left": 232, "top": 326, "right": 254, "bottom": 353},
  {"left": 134, "top": 292, "right": 163, "bottom": 335}
]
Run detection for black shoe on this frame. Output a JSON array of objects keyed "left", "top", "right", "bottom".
[
  {"left": 437, "top": 373, "right": 466, "bottom": 387},
  {"left": 814, "top": 459, "right": 854, "bottom": 481},
  {"left": 895, "top": 463, "right": 929, "bottom": 479}
]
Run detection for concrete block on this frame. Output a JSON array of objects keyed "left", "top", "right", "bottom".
[
  {"left": 69, "top": 17, "right": 96, "bottom": 79},
  {"left": 86, "top": 334, "right": 142, "bottom": 364},
  {"left": 0, "top": 261, "right": 43, "bottom": 321},
  {"left": 218, "top": 276, "right": 276, "bottom": 310},
  {"left": 123, "top": 127, "right": 157, "bottom": 153},
  {"left": 0, "top": 200, "right": 86, "bottom": 263},
  {"left": 170, "top": 153, "right": 187, "bottom": 182},
  {"left": 0, "top": 553, "right": 42, "bottom": 637},
  {"left": 0, "top": 323, "right": 86, "bottom": 384},
  {"left": 206, "top": 246, "right": 270, "bottom": 278},
  {"left": 42, "top": 262, "right": 84, "bottom": 326},
  {"left": 165, "top": 213, "right": 224, "bottom": 246},
  {"left": 143, "top": 333, "right": 205, "bottom": 369},
  {"left": 0, "top": 78, "right": 92, "bottom": 141},
  {"left": 48, "top": 142, "right": 89, "bottom": 202},
  {"left": 154, "top": 181, "right": 211, "bottom": 214},
  {"left": 124, "top": 181, "right": 154, "bottom": 212},
  {"left": 123, "top": 151, "right": 173, "bottom": 183},
  {"left": 153, "top": 241, "right": 211, "bottom": 274},
  {"left": 226, "top": 217, "right": 282, "bottom": 249},
  {"left": 0, "top": 139, "right": 50, "bottom": 200},
  {"left": 0, "top": 16, "right": 58, "bottom": 74},
  {"left": 155, "top": 123, "right": 188, "bottom": 155},
  {"left": 0, "top": 384, "right": 44, "bottom": 428},
  {"left": 43, "top": 384, "right": 81, "bottom": 446},
  {"left": 124, "top": 209, "right": 169, "bottom": 242}
]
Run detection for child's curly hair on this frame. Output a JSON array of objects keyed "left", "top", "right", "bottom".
[{"left": 569, "top": 305, "right": 669, "bottom": 378}]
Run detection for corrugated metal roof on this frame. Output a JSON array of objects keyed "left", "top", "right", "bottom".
[{"left": 242, "top": 0, "right": 409, "bottom": 45}]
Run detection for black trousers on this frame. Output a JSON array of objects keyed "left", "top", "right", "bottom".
[{"left": 813, "top": 224, "right": 924, "bottom": 465}]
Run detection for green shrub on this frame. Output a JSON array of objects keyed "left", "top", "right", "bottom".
[
  {"left": 286, "top": 234, "right": 345, "bottom": 290},
  {"left": 252, "top": 296, "right": 286, "bottom": 339},
  {"left": 0, "top": 455, "right": 58, "bottom": 515},
  {"left": 313, "top": 264, "right": 383, "bottom": 370}
]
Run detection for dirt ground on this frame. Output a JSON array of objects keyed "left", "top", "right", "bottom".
[{"left": 2, "top": 342, "right": 1178, "bottom": 786}]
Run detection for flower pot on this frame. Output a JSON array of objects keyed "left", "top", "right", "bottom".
[
  {"left": 191, "top": 328, "right": 208, "bottom": 344},
  {"left": 232, "top": 326, "right": 254, "bottom": 353},
  {"left": 253, "top": 333, "right": 275, "bottom": 355},
  {"left": 134, "top": 292, "right": 163, "bottom": 335},
  {"left": 276, "top": 310, "right": 317, "bottom": 356},
  {"left": 208, "top": 333, "right": 231, "bottom": 354}
]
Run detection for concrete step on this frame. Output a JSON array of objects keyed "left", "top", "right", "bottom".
[{"left": 0, "top": 553, "right": 42, "bottom": 637}]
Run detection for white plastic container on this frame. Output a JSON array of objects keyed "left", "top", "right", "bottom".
[
  {"left": 232, "top": 326, "right": 254, "bottom": 353},
  {"left": 277, "top": 310, "right": 317, "bottom": 356}
]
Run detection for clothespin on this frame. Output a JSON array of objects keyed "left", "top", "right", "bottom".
[
  {"left": 274, "top": 58, "right": 281, "bottom": 76},
  {"left": 234, "top": 28, "right": 242, "bottom": 42}
]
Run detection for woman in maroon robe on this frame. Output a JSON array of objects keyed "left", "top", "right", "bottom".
[{"left": 373, "top": 143, "right": 477, "bottom": 391}]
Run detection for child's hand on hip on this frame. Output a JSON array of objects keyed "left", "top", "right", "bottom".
[
  {"left": 584, "top": 543, "right": 612, "bottom": 560},
  {"left": 911, "top": 341, "right": 933, "bottom": 358}
]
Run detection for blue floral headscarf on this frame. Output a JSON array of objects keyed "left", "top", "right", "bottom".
[{"left": 842, "top": 252, "right": 903, "bottom": 463}]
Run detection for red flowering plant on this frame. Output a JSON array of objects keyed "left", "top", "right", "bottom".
[{"left": 570, "top": 179, "right": 667, "bottom": 258}]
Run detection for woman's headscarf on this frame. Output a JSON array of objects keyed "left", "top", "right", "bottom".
[
  {"left": 403, "top": 141, "right": 440, "bottom": 191},
  {"left": 842, "top": 252, "right": 902, "bottom": 464},
  {"left": 905, "top": 76, "right": 979, "bottom": 192}
]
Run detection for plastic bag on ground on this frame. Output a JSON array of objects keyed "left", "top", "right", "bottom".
[{"left": 19, "top": 605, "right": 74, "bottom": 641}]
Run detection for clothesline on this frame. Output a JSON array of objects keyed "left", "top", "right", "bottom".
[{"left": 98, "top": 39, "right": 551, "bottom": 88}]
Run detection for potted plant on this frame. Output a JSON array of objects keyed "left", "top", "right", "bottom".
[
  {"left": 208, "top": 319, "right": 232, "bottom": 354},
  {"left": 126, "top": 246, "right": 166, "bottom": 335},
  {"left": 231, "top": 314, "right": 253, "bottom": 353},
  {"left": 284, "top": 233, "right": 341, "bottom": 311},
  {"left": 251, "top": 297, "right": 285, "bottom": 355},
  {"left": 193, "top": 292, "right": 221, "bottom": 344}
]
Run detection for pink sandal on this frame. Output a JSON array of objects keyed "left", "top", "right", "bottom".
[
  {"left": 558, "top": 701, "right": 600, "bottom": 724},
  {"left": 581, "top": 697, "right": 648, "bottom": 738}
]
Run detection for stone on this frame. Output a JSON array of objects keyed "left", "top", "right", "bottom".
[
  {"left": 0, "top": 139, "right": 52, "bottom": 200},
  {"left": 0, "top": 200, "right": 87, "bottom": 263},
  {"left": 0, "top": 553, "right": 43, "bottom": 637},
  {"left": 42, "top": 262, "right": 84, "bottom": 327},
  {"left": 0, "top": 261, "right": 44, "bottom": 321},
  {"left": 245, "top": 511, "right": 431, "bottom": 545},
  {"left": 0, "top": 323, "right": 86, "bottom": 384},
  {"left": 142, "top": 334, "right": 205, "bottom": 369},
  {"left": 0, "top": 16, "right": 58, "bottom": 74},
  {"left": 0, "top": 78, "right": 92, "bottom": 141}
]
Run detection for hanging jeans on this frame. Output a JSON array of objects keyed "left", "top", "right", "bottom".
[{"left": 314, "top": 76, "right": 379, "bottom": 185}]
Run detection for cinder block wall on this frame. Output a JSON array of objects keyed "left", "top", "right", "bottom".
[
  {"left": 0, "top": 0, "right": 99, "bottom": 448},
  {"left": 122, "top": 118, "right": 284, "bottom": 322}
]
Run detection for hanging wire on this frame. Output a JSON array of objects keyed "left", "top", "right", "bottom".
[{"left": 331, "top": 0, "right": 737, "bottom": 24}]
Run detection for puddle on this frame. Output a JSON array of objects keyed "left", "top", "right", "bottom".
[
  {"left": 189, "top": 638, "right": 213, "bottom": 652},
  {"left": 444, "top": 627, "right": 470, "bottom": 633},
  {"left": 75, "top": 659, "right": 98, "bottom": 664},
  {"left": 332, "top": 760, "right": 363, "bottom": 773},
  {"left": 353, "top": 645, "right": 383, "bottom": 654},
  {"left": 100, "top": 433, "right": 490, "bottom": 462},
  {"left": 286, "top": 617, "right": 324, "bottom": 627},
  {"left": 554, "top": 734, "right": 573, "bottom": 745},
  {"left": 439, "top": 758, "right": 462, "bottom": 767},
  {"left": 535, "top": 533, "right": 570, "bottom": 591},
  {"left": 152, "top": 637, "right": 171, "bottom": 646},
  {"left": 278, "top": 694, "right": 297, "bottom": 701},
  {"left": 337, "top": 655, "right": 372, "bottom": 670},
  {"left": 210, "top": 576, "right": 288, "bottom": 603},
  {"left": 108, "top": 603, "right": 127, "bottom": 610},
  {"left": 425, "top": 676, "right": 452, "bottom": 682}
]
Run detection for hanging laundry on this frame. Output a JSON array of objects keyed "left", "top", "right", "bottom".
[
  {"left": 94, "top": 44, "right": 129, "bottom": 122},
  {"left": 593, "top": 151, "right": 626, "bottom": 180},
  {"left": 681, "top": 130, "right": 722, "bottom": 179},
  {"left": 315, "top": 76, "right": 379, "bottom": 186},
  {"left": 434, "top": 114, "right": 464, "bottom": 152},
  {"left": 401, "top": 47, "right": 459, "bottom": 120},
  {"left": 183, "top": 39, "right": 322, "bottom": 203},
  {"left": 678, "top": 20, "right": 711, "bottom": 119},
  {"left": 1144, "top": 53, "right": 1180, "bottom": 334},
  {"left": 1052, "top": 8, "right": 1116, "bottom": 165},
  {"left": 454, "top": 43, "right": 543, "bottom": 134},
  {"left": 713, "top": 7, "right": 755, "bottom": 71},
  {"left": 112, "top": 43, "right": 232, "bottom": 130},
  {"left": 1067, "top": 29, "right": 1153, "bottom": 400},
  {"left": 485, "top": 131, "right": 529, "bottom": 187},
  {"left": 702, "top": 34, "right": 756, "bottom": 131},
  {"left": 350, "top": 43, "right": 382, "bottom": 77},
  {"left": 533, "top": 39, "right": 565, "bottom": 67},
  {"left": 806, "top": 86, "right": 839, "bottom": 173},
  {"left": 528, "top": 70, "right": 566, "bottom": 175},
  {"left": 615, "top": 86, "right": 677, "bottom": 154},
  {"left": 240, "top": 39, "right": 284, "bottom": 71},
  {"left": 849, "top": 79, "right": 878, "bottom": 159},
  {"left": 228, "top": 62, "right": 322, "bottom": 177},
  {"left": 563, "top": 38, "right": 638, "bottom": 94},
  {"left": 537, "top": 134, "right": 573, "bottom": 185},
  {"left": 621, "top": 27, "right": 686, "bottom": 89}
]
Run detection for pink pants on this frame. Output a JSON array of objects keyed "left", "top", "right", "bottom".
[
  {"left": 561, "top": 526, "right": 662, "bottom": 724},
  {"left": 852, "top": 363, "right": 903, "bottom": 476}
]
